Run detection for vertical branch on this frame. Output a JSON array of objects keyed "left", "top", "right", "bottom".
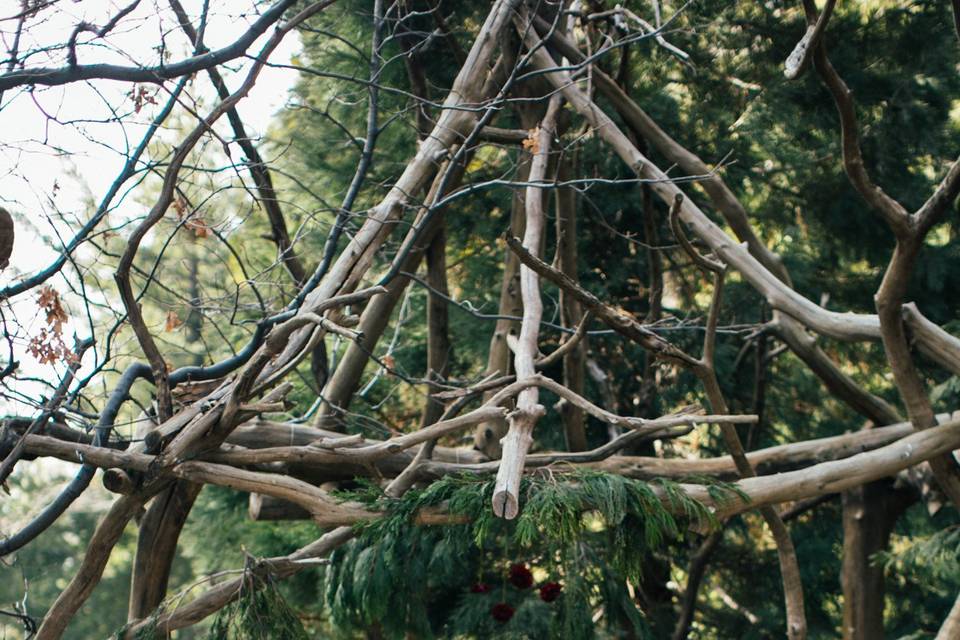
[
  {"left": 127, "top": 481, "right": 202, "bottom": 621},
  {"left": 420, "top": 222, "right": 452, "bottom": 429},
  {"left": 671, "top": 200, "right": 807, "bottom": 640},
  {"left": 554, "top": 154, "right": 587, "bottom": 451},
  {"left": 474, "top": 145, "right": 529, "bottom": 457},
  {"left": 492, "top": 96, "right": 561, "bottom": 519}
]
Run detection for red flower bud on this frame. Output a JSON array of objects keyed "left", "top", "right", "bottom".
[
  {"left": 508, "top": 563, "right": 533, "bottom": 589},
  {"left": 539, "top": 581, "right": 563, "bottom": 603},
  {"left": 470, "top": 582, "right": 492, "bottom": 593},
  {"left": 490, "top": 602, "right": 515, "bottom": 623}
]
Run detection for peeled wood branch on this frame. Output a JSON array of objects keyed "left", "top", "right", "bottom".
[
  {"left": 328, "top": 406, "right": 508, "bottom": 461},
  {"left": 668, "top": 194, "right": 723, "bottom": 274},
  {"left": 171, "top": 461, "right": 377, "bottom": 526},
  {"left": 523, "top": 33, "right": 876, "bottom": 342},
  {"left": 264, "top": 0, "right": 521, "bottom": 386},
  {"left": 531, "top": 14, "right": 789, "bottom": 285},
  {"left": 689, "top": 414, "right": 960, "bottom": 518},
  {"left": 494, "top": 96, "right": 560, "bottom": 520},
  {"left": 316, "top": 157, "right": 462, "bottom": 428},
  {"left": 23, "top": 413, "right": 959, "bottom": 522},
  {"left": 592, "top": 418, "right": 919, "bottom": 480},
  {"left": 902, "top": 303, "right": 960, "bottom": 377},
  {"left": 783, "top": 0, "right": 835, "bottom": 79},
  {"left": 474, "top": 108, "right": 534, "bottom": 457},
  {"left": 20, "top": 413, "right": 927, "bottom": 486},
  {"left": 485, "top": 374, "right": 757, "bottom": 434}
]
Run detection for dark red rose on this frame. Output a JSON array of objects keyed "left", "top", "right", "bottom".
[
  {"left": 539, "top": 581, "right": 563, "bottom": 602},
  {"left": 508, "top": 563, "right": 533, "bottom": 589},
  {"left": 470, "top": 582, "right": 492, "bottom": 593},
  {"left": 490, "top": 602, "right": 515, "bottom": 623}
]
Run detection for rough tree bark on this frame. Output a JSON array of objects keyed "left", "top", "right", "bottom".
[
  {"left": 554, "top": 154, "right": 588, "bottom": 452},
  {"left": 841, "top": 480, "right": 915, "bottom": 640},
  {"left": 421, "top": 223, "right": 453, "bottom": 429}
]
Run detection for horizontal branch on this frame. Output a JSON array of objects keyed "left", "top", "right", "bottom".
[
  {"left": 0, "top": 0, "right": 301, "bottom": 91},
  {"left": 19, "top": 411, "right": 927, "bottom": 489},
  {"left": 22, "top": 414, "right": 960, "bottom": 531},
  {"left": 688, "top": 415, "right": 960, "bottom": 518}
]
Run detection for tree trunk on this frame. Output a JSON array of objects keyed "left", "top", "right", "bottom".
[
  {"left": 841, "top": 480, "right": 915, "bottom": 640},
  {"left": 421, "top": 223, "right": 452, "bottom": 429},
  {"left": 554, "top": 155, "right": 587, "bottom": 451},
  {"left": 128, "top": 480, "right": 202, "bottom": 622}
]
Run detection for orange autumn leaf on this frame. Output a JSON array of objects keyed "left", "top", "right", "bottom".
[
  {"left": 165, "top": 310, "right": 183, "bottom": 332},
  {"left": 173, "top": 195, "right": 187, "bottom": 217},
  {"left": 185, "top": 216, "right": 211, "bottom": 239},
  {"left": 28, "top": 328, "right": 77, "bottom": 366},
  {"left": 37, "top": 285, "right": 67, "bottom": 334},
  {"left": 522, "top": 127, "right": 540, "bottom": 154}
]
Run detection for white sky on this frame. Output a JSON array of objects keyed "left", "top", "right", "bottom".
[
  {"left": 1, "top": 0, "right": 300, "bottom": 272},
  {"left": 0, "top": 0, "right": 302, "bottom": 414}
]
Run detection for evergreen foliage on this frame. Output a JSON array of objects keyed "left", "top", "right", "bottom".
[
  {"left": 881, "top": 524, "right": 960, "bottom": 583},
  {"left": 207, "top": 567, "right": 310, "bottom": 640},
  {"left": 321, "top": 471, "right": 741, "bottom": 638}
]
